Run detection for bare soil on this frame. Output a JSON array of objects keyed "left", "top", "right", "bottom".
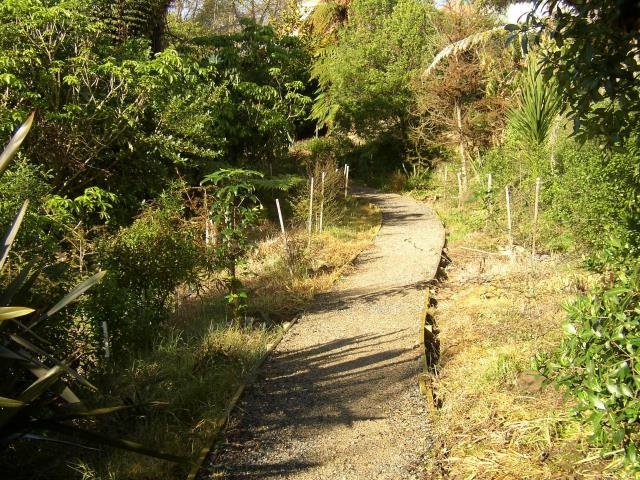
[{"left": 207, "top": 189, "right": 445, "bottom": 479}]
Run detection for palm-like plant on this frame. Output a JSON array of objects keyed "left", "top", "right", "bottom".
[{"left": 509, "top": 55, "right": 562, "bottom": 146}]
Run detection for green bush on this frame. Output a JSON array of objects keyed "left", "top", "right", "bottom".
[
  {"left": 538, "top": 265, "right": 640, "bottom": 469},
  {"left": 88, "top": 189, "right": 200, "bottom": 352},
  {"left": 546, "top": 141, "right": 640, "bottom": 252}
]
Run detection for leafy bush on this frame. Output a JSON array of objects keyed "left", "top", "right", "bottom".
[
  {"left": 0, "top": 160, "right": 54, "bottom": 260},
  {"left": 546, "top": 140, "right": 640, "bottom": 252},
  {"left": 88, "top": 188, "right": 200, "bottom": 351},
  {"left": 538, "top": 266, "right": 640, "bottom": 469}
]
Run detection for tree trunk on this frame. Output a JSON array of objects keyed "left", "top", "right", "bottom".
[{"left": 454, "top": 100, "right": 468, "bottom": 191}]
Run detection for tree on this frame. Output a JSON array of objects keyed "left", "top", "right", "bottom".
[
  {"left": 520, "top": 0, "right": 640, "bottom": 144},
  {"left": 415, "top": 2, "right": 515, "bottom": 187},
  {"left": 310, "top": 0, "right": 440, "bottom": 139},
  {"left": 172, "top": 0, "right": 289, "bottom": 33}
]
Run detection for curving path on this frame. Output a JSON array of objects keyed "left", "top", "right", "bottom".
[{"left": 208, "top": 190, "right": 445, "bottom": 480}]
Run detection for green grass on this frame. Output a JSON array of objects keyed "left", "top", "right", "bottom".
[{"left": 85, "top": 301, "right": 275, "bottom": 479}]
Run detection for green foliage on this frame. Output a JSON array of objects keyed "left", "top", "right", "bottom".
[
  {"left": 0, "top": 3, "right": 311, "bottom": 217},
  {"left": 290, "top": 139, "right": 347, "bottom": 226},
  {"left": 538, "top": 267, "right": 640, "bottom": 469},
  {"left": 201, "top": 169, "right": 263, "bottom": 318},
  {"left": 0, "top": 160, "right": 55, "bottom": 260},
  {"left": 198, "top": 20, "right": 314, "bottom": 167},
  {"left": 89, "top": 187, "right": 199, "bottom": 350},
  {"left": 546, "top": 141, "right": 640, "bottom": 252},
  {"left": 46, "top": 187, "right": 118, "bottom": 224},
  {"left": 311, "top": 0, "right": 439, "bottom": 136},
  {"left": 0, "top": 115, "right": 190, "bottom": 478},
  {"left": 520, "top": 0, "right": 640, "bottom": 145},
  {"left": 509, "top": 55, "right": 562, "bottom": 146},
  {"left": 96, "top": 0, "right": 172, "bottom": 52}
]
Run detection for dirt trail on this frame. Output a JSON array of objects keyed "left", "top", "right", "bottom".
[{"left": 209, "top": 190, "right": 445, "bottom": 480}]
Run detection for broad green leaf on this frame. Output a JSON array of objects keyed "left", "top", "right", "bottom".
[
  {"left": 0, "top": 366, "right": 64, "bottom": 429},
  {"left": 606, "top": 383, "right": 621, "bottom": 396},
  {"left": 0, "top": 258, "right": 39, "bottom": 306},
  {"left": 10, "top": 334, "right": 97, "bottom": 392},
  {"left": 620, "top": 384, "right": 634, "bottom": 398},
  {"left": 31, "top": 271, "right": 106, "bottom": 328},
  {"left": 0, "top": 200, "right": 29, "bottom": 271},
  {"left": 27, "top": 366, "right": 81, "bottom": 405},
  {"left": 593, "top": 398, "right": 607, "bottom": 410},
  {"left": 19, "top": 365, "right": 64, "bottom": 403},
  {"left": 0, "top": 396, "right": 24, "bottom": 408},
  {"left": 34, "top": 421, "right": 191, "bottom": 464}
]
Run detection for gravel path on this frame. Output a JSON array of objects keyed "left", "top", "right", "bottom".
[{"left": 209, "top": 190, "right": 445, "bottom": 480}]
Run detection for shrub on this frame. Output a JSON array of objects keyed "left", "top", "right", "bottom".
[
  {"left": 88, "top": 188, "right": 200, "bottom": 351},
  {"left": 538, "top": 265, "right": 640, "bottom": 469},
  {"left": 546, "top": 141, "right": 640, "bottom": 252}
]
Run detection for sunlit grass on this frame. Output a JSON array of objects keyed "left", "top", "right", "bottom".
[
  {"left": 245, "top": 199, "right": 381, "bottom": 317},
  {"left": 424, "top": 194, "right": 623, "bottom": 479}
]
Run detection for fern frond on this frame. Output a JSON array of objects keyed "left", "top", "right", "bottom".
[{"left": 423, "top": 26, "right": 507, "bottom": 77}]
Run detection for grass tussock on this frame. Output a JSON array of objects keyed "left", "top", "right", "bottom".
[
  {"left": 423, "top": 191, "right": 624, "bottom": 478},
  {"left": 88, "top": 197, "right": 381, "bottom": 480}
]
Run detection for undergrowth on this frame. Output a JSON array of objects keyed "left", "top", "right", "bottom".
[
  {"left": 422, "top": 187, "right": 631, "bottom": 478},
  {"left": 83, "top": 197, "right": 381, "bottom": 480}
]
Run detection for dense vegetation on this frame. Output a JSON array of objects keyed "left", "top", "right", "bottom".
[{"left": 2, "top": 0, "right": 640, "bottom": 477}]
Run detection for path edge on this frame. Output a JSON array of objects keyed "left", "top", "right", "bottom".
[{"left": 187, "top": 193, "right": 383, "bottom": 480}]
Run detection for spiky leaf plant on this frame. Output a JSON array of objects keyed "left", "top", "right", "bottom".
[{"left": 509, "top": 55, "right": 562, "bottom": 146}]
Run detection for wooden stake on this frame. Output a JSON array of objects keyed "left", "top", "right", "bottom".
[
  {"left": 276, "top": 198, "right": 286, "bottom": 236},
  {"left": 532, "top": 177, "right": 541, "bottom": 256},
  {"left": 487, "top": 173, "right": 492, "bottom": 193},
  {"left": 102, "top": 321, "right": 110, "bottom": 359},
  {"left": 457, "top": 171, "right": 462, "bottom": 209},
  {"left": 275, "top": 199, "right": 293, "bottom": 275},
  {"left": 344, "top": 164, "right": 349, "bottom": 198},
  {"left": 203, "top": 188, "right": 210, "bottom": 245},
  {"left": 307, "top": 176, "right": 314, "bottom": 248},
  {"left": 505, "top": 185, "right": 513, "bottom": 252},
  {"left": 442, "top": 165, "right": 448, "bottom": 200},
  {"left": 319, "top": 171, "right": 325, "bottom": 232}
]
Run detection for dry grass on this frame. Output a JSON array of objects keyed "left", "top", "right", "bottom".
[
  {"left": 424, "top": 197, "right": 626, "bottom": 479},
  {"left": 244, "top": 199, "right": 381, "bottom": 318}
]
